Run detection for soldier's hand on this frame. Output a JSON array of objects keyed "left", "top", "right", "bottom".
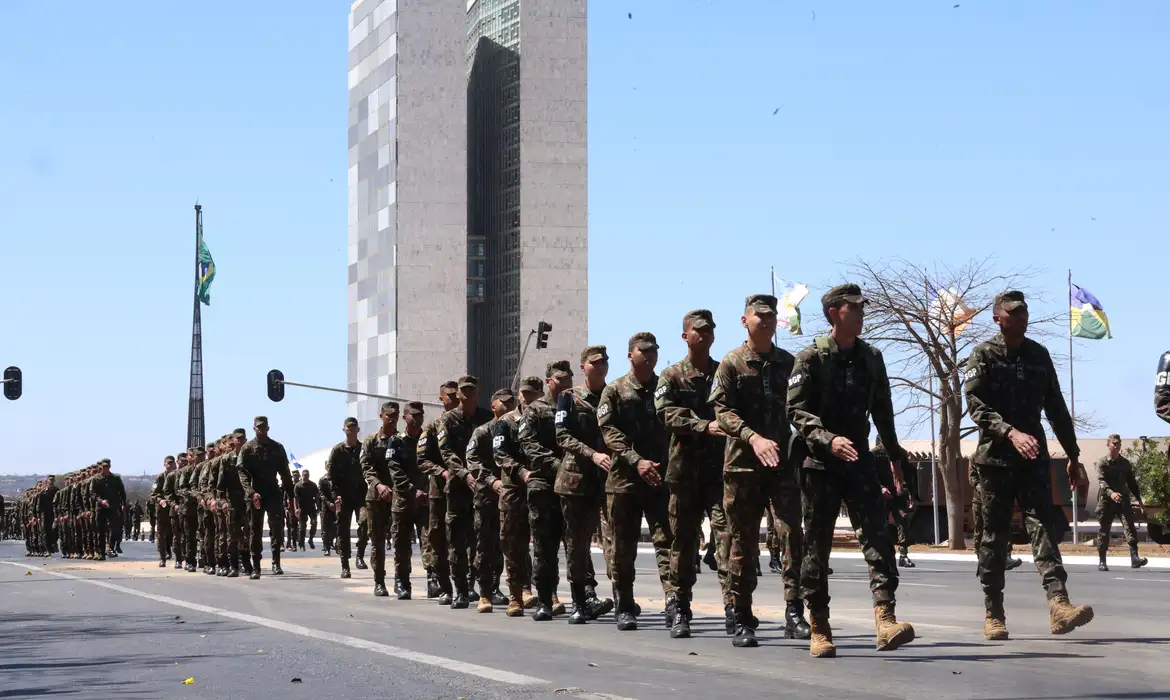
[
  {"left": 830, "top": 437, "right": 859, "bottom": 462},
  {"left": 251, "top": 493, "right": 262, "bottom": 510},
  {"left": 1007, "top": 429, "right": 1040, "bottom": 460},
  {"left": 414, "top": 490, "right": 427, "bottom": 506},
  {"left": 1111, "top": 492, "right": 1122, "bottom": 504},
  {"left": 441, "top": 470, "right": 450, "bottom": 481},
  {"left": 748, "top": 435, "right": 782, "bottom": 468},
  {"left": 591, "top": 452, "right": 613, "bottom": 471},
  {"left": 335, "top": 496, "right": 343, "bottom": 511},
  {"left": 376, "top": 484, "right": 393, "bottom": 502},
  {"left": 706, "top": 421, "right": 727, "bottom": 437},
  {"left": 636, "top": 460, "right": 662, "bottom": 487},
  {"left": 491, "top": 481, "right": 503, "bottom": 495},
  {"left": 465, "top": 475, "right": 477, "bottom": 491},
  {"left": 881, "top": 487, "right": 893, "bottom": 500}
]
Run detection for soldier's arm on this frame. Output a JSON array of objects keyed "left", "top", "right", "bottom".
[
  {"left": 598, "top": 385, "right": 643, "bottom": 467},
  {"left": 465, "top": 426, "right": 492, "bottom": 489},
  {"left": 709, "top": 357, "right": 755, "bottom": 441},
  {"left": 236, "top": 449, "right": 257, "bottom": 500},
  {"left": 1096, "top": 458, "right": 1114, "bottom": 500},
  {"left": 963, "top": 346, "right": 1014, "bottom": 440},
  {"left": 437, "top": 418, "right": 470, "bottom": 481},
  {"left": 869, "top": 348, "right": 908, "bottom": 462},
  {"left": 417, "top": 426, "right": 445, "bottom": 478},
  {"left": 787, "top": 351, "right": 836, "bottom": 451},
  {"left": 555, "top": 393, "right": 597, "bottom": 460},
  {"left": 493, "top": 420, "right": 526, "bottom": 481},
  {"left": 1155, "top": 352, "right": 1170, "bottom": 424},
  {"left": 275, "top": 444, "right": 295, "bottom": 498},
  {"left": 360, "top": 437, "right": 384, "bottom": 490},
  {"left": 1125, "top": 458, "right": 1143, "bottom": 501},
  {"left": 657, "top": 371, "right": 710, "bottom": 435},
  {"left": 520, "top": 405, "right": 559, "bottom": 479},
  {"left": 1040, "top": 348, "right": 1079, "bottom": 459}
]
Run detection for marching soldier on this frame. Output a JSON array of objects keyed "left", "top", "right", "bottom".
[
  {"left": 319, "top": 462, "right": 337, "bottom": 555},
  {"left": 152, "top": 456, "right": 176, "bottom": 566},
  {"left": 1094, "top": 434, "right": 1148, "bottom": 571},
  {"left": 390, "top": 403, "right": 430, "bottom": 599},
  {"left": 238, "top": 416, "right": 295, "bottom": 578},
  {"left": 362, "top": 402, "right": 403, "bottom": 597},
  {"left": 418, "top": 381, "right": 461, "bottom": 604},
  {"left": 327, "top": 417, "right": 367, "bottom": 579},
  {"left": 467, "top": 389, "right": 516, "bottom": 613},
  {"left": 494, "top": 378, "right": 540, "bottom": 615},
  {"left": 295, "top": 468, "right": 320, "bottom": 550}
]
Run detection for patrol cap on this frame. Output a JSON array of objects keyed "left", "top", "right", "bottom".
[
  {"left": 628, "top": 332, "right": 659, "bottom": 353},
  {"left": 683, "top": 309, "right": 715, "bottom": 331},
  {"left": 165, "top": 455, "right": 176, "bottom": 462},
  {"left": 254, "top": 416, "right": 268, "bottom": 426},
  {"left": 491, "top": 388, "right": 515, "bottom": 402},
  {"left": 194, "top": 447, "right": 206, "bottom": 455},
  {"left": 745, "top": 294, "right": 778, "bottom": 315},
  {"left": 205, "top": 443, "right": 216, "bottom": 451},
  {"left": 546, "top": 360, "right": 573, "bottom": 379},
  {"left": 519, "top": 376, "right": 543, "bottom": 393},
  {"left": 406, "top": 401, "right": 426, "bottom": 416},
  {"left": 994, "top": 290, "right": 1027, "bottom": 312},
  {"left": 380, "top": 401, "right": 400, "bottom": 415},
  {"left": 580, "top": 345, "right": 609, "bottom": 364},
  {"left": 821, "top": 283, "right": 867, "bottom": 310},
  {"left": 458, "top": 375, "right": 479, "bottom": 390},
  {"left": 99, "top": 458, "right": 111, "bottom": 465},
  {"left": 232, "top": 428, "right": 247, "bottom": 437}
]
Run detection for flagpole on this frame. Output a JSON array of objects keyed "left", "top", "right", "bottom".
[
  {"left": 1068, "top": 269, "right": 1078, "bottom": 545},
  {"left": 930, "top": 373, "right": 939, "bottom": 545}
]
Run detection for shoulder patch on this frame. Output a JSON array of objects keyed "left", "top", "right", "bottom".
[
  {"left": 384, "top": 445, "right": 397, "bottom": 461},
  {"left": 597, "top": 403, "right": 611, "bottom": 418},
  {"left": 654, "top": 384, "right": 668, "bottom": 398},
  {"left": 465, "top": 440, "right": 476, "bottom": 454},
  {"left": 788, "top": 372, "right": 805, "bottom": 387},
  {"left": 518, "top": 421, "right": 527, "bottom": 433},
  {"left": 492, "top": 435, "right": 505, "bottom": 450},
  {"left": 436, "top": 429, "right": 446, "bottom": 442},
  {"left": 417, "top": 436, "right": 427, "bottom": 448},
  {"left": 964, "top": 365, "right": 980, "bottom": 381},
  {"left": 554, "top": 409, "right": 567, "bottom": 424}
]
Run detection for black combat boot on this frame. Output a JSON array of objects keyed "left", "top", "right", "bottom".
[
  {"left": 768, "top": 553, "right": 782, "bottom": 574},
  {"left": 355, "top": 555, "right": 368, "bottom": 570},
  {"left": 898, "top": 548, "right": 916, "bottom": 568},
  {"left": 396, "top": 580, "right": 411, "bottom": 600},
  {"left": 217, "top": 557, "right": 229, "bottom": 576},
  {"left": 271, "top": 552, "right": 283, "bottom": 576},
  {"left": 664, "top": 598, "right": 679, "bottom": 628},
  {"left": 583, "top": 585, "right": 613, "bottom": 620},
  {"left": 227, "top": 554, "right": 240, "bottom": 578},
  {"left": 785, "top": 600, "right": 811, "bottom": 640},
  {"left": 1006, "top": 557, "right": 1023, "bottom": 571},
  {"left": 451, "top": 590, "right": 470, "bottom": 610},
  {"left": 340, "top": 557, "right": 352, "bottom": 579},
  {"left": 249, "top": 555, "right": 261, "bottom": 580},
  {"left": 426, "top": 568, "right": 441, "bottom": 599},
  {"left": 1097, "top": 548, "right": 1109, "bottom": 572},
  {"left": 374, "top": 581, "right": 389, "bottom": 597},
  {"left": 1131, "top": 545, "right": 1149, "bottom": 569},
  {"left": 158, "top": 558, "right": 167, "bottom": 568},
  {"left": 614, "top": 588, "right": 638, "bottom": 631},
  {"left": 704, "top": 542, "right": 718, "bottom": 572},
  {"left": 670, "top": 603, "right": 692, "bottom": 639},
  {"left": 724, "top": 604, "right": 736, "bottom": 635},
  {"left": 242, "top": 555, "right": 254, "bottom": 576},
  {"left": 491, "top": 588, "right": 510, "bottom": 607},
  {"left": 732, "top": 610, "right": 759, "bottom": 648},
  {"left": 567, "top": 583, "right": 589, "bottom": 625}
]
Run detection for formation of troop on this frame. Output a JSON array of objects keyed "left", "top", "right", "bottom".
[
  {"left": 17, "top": 284, "right": 1164, "bottom": 657},
  {"left": 11, "top": 460, "right": 129, "bottom": 559}
]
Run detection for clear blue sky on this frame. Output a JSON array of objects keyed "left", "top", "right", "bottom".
[{"left": 1, "top": 2, "right": 1166, "bottom": 476}]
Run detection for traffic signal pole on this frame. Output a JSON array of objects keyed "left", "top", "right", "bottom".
[
  {"left": 510, "top": 329, "right": 538, "bottom": 393},
  {"left": 266, "top": 370, "right": 444, "bottom": 409}
]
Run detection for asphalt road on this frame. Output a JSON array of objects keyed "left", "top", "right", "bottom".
[{"left": 2, "top": 539, "right": 1167, "bottom": 700}]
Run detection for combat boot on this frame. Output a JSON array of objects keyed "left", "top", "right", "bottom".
[
  {"left": 808, "top": 609, "right": 836, "bottom": 658},
  {"left": 664, "top": 598, "right": 679, "bottom": 628},
  {"left": 731, "top": 610, "right": 758, "bottom": 648},
  {"left": 355, "top": 555, "right": 368, "bottom": 570},
  {"left": 227, "top": 554, "right": 240, "bottom": 578},
  {"left": 550, "top": 594, "right": 566, "bottom": 616},
  {"left": 451, "top": 592, "right": 470, "bottom": 610},
  {"left": 158, "top": 558, "right": 167, "bottom": 568},
  {"left": 898, "top": 548, "right": 916, "bottom": 568},
  {"left": 373, "top": 581, "right": 389, "bottom": 597},
  {"left": 506, "top": 586, "right": 525, "bottom": 617},
  {"left": 175, "top": 559, "right": 184, "bottom": 570},
  {"left": 426, "top": 568, "right": 441, "bottom": 599},
  {"left": 271, "top": 552, "right": 284, "bottom": 576},
  {"left": 1005, "top": 556, "right": 1023, "bottom": 570},
  {"left": 241, "top": 556, "right": 254, "bottom": 576},
  {"left": 768, "top": 553, "right": 782, "bottom": 574},
  {"left": 1131, "top": 545, "right": 1148, "bottom": 569},
  {"left": 491, "top": 589, "right": 510, "bottom": 607},
  {"left": 1048, "top": 595, "right": 1093, "bottom": 634},
  {"left": 522, "top": 588, "right": 538, "bottom": 610},
  {"left": 1098, "top": 549, "right": 1109, "bottom": 571},
  {"left": 724, "top": 604, "right": 736, "bottom": 635},
  {"left": 396, "top": 580, "right": 412, "bottom": 600},
  {"left": 984, "top": 611, "right": 1009, "bottom": 640},
  {"left": 216, "top": 557, "right": 229, "bottom": 576},
  {"left": 784, "top": 600, "right": 811, "bottom": 640},
  {"left": 340, "top": 557, "right": 352, "bottom": 579},
  {"left": 567, "top": 583, "right": 588, "bottom": 625},
  {"left": 670, "top": 603, "right": 692, "bottom": 639},
  {"left": 704, "top": 544, "right": 718, "bottom": 572},
  {"left": 583, "top": 586, "right": 614, "bottom": 620},
  {"left": 874, "top": 601, "right": 915, "bottom": 651},
  {"left": 249, "top": 556, "right": 261, "bottom": 580},
  {"left": 477, "top": 595, "right": 493, "bottom": 613}
]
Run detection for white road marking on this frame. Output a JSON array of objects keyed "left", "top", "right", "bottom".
[
  {"left": 1113, "top": 576, "right": 1170, "bottom": 583},
  {"left": 1, "top": 561, "right": 544, "bottom": 686}
]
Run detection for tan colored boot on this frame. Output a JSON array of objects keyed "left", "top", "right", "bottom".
[
  {"left": 477, "top": 596, "right": 493, "bottom": 613},
  {"left": 984, "top": 612, "right": 1009, "bottom": 640},
  {"left": 506, "top": 586, "right": 525, "bottom": 617},
  {"left": 522, "top": 588, "right": 538, "bottom": 610},
  {"left": 550, "top": 594, "right": 566, "bottom": 616},
  {"left": 808, "top": 609, "right": 836, "bottom": 658},
  {"left": 1049, "top": 595, "right": 1093, "bottom": 635},
  {"left": 874, "top": 601, "right": 915, "bottom": 651}
]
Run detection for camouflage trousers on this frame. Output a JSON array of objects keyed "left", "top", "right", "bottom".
[
  {"left": 367, "top": 500, "right": 393, "bottom": 585},
  {"left": 336, "top": 499, "right": 369, "bottom": 561},
  {"left": 320, "top": 506, "right": 337, "bottom": 552},
  {"left": 299, "top": 511, "right": 317, "bottom": 547},
  {"left": 970, "top": 464, "right": 985, "bottom": 552},
  {"left": 474, "top": 500, "right": 503, "bottom": 595},
  {"left": 670, "top": 478, "right": 732, "bottom": 608},
  {"left": 247, "top": 494, "right": 284, "bottom": 559},
  {"left": 156, "top": 506, "right": 173, "bottom": 560},
  {"left": 976, "top": 462, "right": 1068, "bottom": 611},
  {"left": 109, "top": 512, "right": 123, "bottom": 549},
  {"left": 500, "top": 493, "right": 532, "bottom": 594},
  {"left": 215, "top": 504, "right": 245, "bottom": 562},
  {"left": 800, "top": 457, "right": 899, "bottom": 612},
  {"left": 392, "top": 495, "right": 429, "bottom": 582},
  {"left": 560, "top": 493, "right": 610, "bottom": 599},
  {"left": 526, "top": 489, "right": 564, "bottom": 601},
  {"left": 765, "top": 509, "right": 781, "bottom": 560},
  {"left": 183, "top": 499, "right": 199, "bottom": 562},
  {"left": 607, "top": 489, "right": 674, "bottom": 611},
  {"left": 39, "top": 516, "right": 56, "bottom": 555},
  {"left": 446, "top": 492, "right": 476, "bottom": 595},
  {"left": 428, "top": 496, "right": 452, "bottom": 594},
  {"left": 171, "top": 507, "right": 186, "bottom": 562},
  {"left": 724, "top": 470, "right": 801, "bottom": 613},
  {"left": 200, "top": 506, "right": 216, "bottom": 564},
  {"left": 1096, "top": 496, "right": 1139, "bottom": 550},
  {"left": 131, "top": 517, "right": 141, "bottom": 541}
]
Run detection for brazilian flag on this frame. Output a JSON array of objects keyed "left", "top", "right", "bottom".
[{"left": 197, "top": 235, "right": 216, "bottom": 306}]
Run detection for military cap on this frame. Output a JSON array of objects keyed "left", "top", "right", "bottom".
[
  {"left": 343, "top": 416, "right": 359, "bottom": 427},
  {"left": 491, "top": 388, "right": 515, "bottom": 402},
  {"left": 99, "top": 458, "right": 111, "bottom": 465},
  {"left": 194, "top": 446, "right": 206, "bottom": 455},
  {"left": 165, "top": 455, "right": 175, "bottom": 462},
  {"left": 440, "top": 380, "right": 459, "bottom": 391},
  {"left": 821, "top": 283, "right": 867, "bottom": 310},
  {"left": 546, "top": 359, "right": 573, "bottom": 378},
  {"left": 458, "top": 375, "right": 479, "bottom": 389},
  {"left": 994, "top": 289, "right": 1027, "bottom": 312},
  {"left": 628, "top": 332, "right": 659, "bottom": 353},
  {"left": 518, "top": 376, "right": 543, "bottom": 393},
  {"left": 232, "top": 428, "right": 247, "bottom": 437},
  {"left": 683, "top": 309, "right": 715, "bottom": 331},
  {"left": 405, "top": 401, "right": 426, "bottom": 416},
  {"left": 380, "top": 401, "right": 400, "bottom": 415},
  {"left": 580, "top": 345, "right": 609, "bottom": 364},
  {"left": 254, "top": 416, "right": 268, "bottom": 425},
  {"left": 205, "top": 443, "right": 216, "bottom": 450},
  {"left": 745, "top": 294, "right": 779, "bottom": 314}
]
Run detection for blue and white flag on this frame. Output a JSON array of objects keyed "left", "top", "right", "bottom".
[{"left": 289, "top": 452, "right": 304, "bottom": 471}]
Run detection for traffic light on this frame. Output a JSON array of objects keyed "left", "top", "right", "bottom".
[
  {"left": 3, "top": 366, "right": 21, "bottom": 400},
  {"left": 267, "top": 369, "right": 285, "bottom": 402},
  {"left": 535, "top": 321, "right": 551, "bottom": 349}
]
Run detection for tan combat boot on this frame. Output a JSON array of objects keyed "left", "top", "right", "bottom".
[
  {"left": 808, "top": 609, "right": 836, "bottom": 658},
  {"left": 874, "top": 601, "right": 915, "bottom": 651},
  {"left": 1049, "top": 595, "right": 1093, "bottom": 634},
  {"left": 522, "top": 588, "right": 538, "bottom": 610},
  {"left": 550, "top": 594, "right": 566, "bottom": 616},
  {"left": 984, "top": 612, "right": 1009, "bottom": 640},
  {"left": 477, "top": 596, "right": 493, "bottom": 613},
  {"left": 506, "top": 586, "right": 525, "bottom": 617}
]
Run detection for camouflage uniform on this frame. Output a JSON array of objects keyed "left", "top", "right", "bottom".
[
  {"left": 519, "top": 377, "right": 568, "bottom": 610},
  {"left": 599, "top": 335, "right": 675, "bottom": 618},
  {"left": 1155, "top": 350, "right": 1170, "bottom": 425},
  {"left": 390, "top": 415, "right": 429, "bottom": 590},
  {"left": 318, "top": 473, "right": 337, "bottom": 553},
  {"left": 418, "top": 419, "right": 453, "bottom": 597},
  {"left": 237, "top": 426, "right": 295, "bottom": 570},
  {"left": 361, "top": 422, "right": 401, "bottom": 592},
  {"left": 1095, "top": 454, "right": 1141, "bottom": 553},
  {"left": 216, "top": 439, "right": 248, "bottom": 574},
  {"left": 965, "top": 321, "right": 1079, "bottom": 612},
  {"left": 327, "top": 439, "right": 368, "bottom": 570},
  {"left": 295, "top": 476, "right": 320, "bottom": 549},
  {"left": 467, "top": 415, "right": 505, "bottom": 599},
  {"left": 437, "top": 390, "right": 494, "bottom": 600},
  {"left": 493, "top": 404, "right": 535, "bottom": 601}
]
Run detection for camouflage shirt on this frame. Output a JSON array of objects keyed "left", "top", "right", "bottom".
[
  {"left": 438, "top": 405, "right": 494, "bottom": 498},
  {"left": 1096, "top": 455, "right": 1141, "bottom": 502},
  {"left": 555, "top": 385, "right": 607, "bottom": 497},
  {"left": 518, "top": 395, "right": 562, "bottom": 493},
  {"left": 360, "top": 428, "right": 402, "bottom": 502},
  {"left": 466, "top": 418, "right": 501, "bottom": 507},
  {"left": 416, "top": 420, "right": 447, "bottom": 499},
  {"left": 492, "top": 409, "right": 530, "bottom": 509},
  {"left": 657, "top": 356, "right": 724, "bottom": 482},
  {"left": 390, "top": 432, "right": 426, "bottom": 499},
  {"left": 1155, "top": 351, "right": 1170, "bottom": 425},
  {"left": 599, "top": 371, "right": 668, "bottom": 493},
  {"left": 326, "top": 441, "right": 365, "bottom": 503},
  {"left": 237, "top": 437, "right": 294, "bottom": 499},
  {"left": 788, "top": 336, "right": 905, "bottom": 468},
  {"left": 216, "top": 453, "right": 246, "bottom": 506},
  {"left": 964, "top": 334, "right": 1078, "bottom": 467}
]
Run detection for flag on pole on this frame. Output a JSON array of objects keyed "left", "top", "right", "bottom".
[
  {"left": 1070, "top": 283, "right": 1111, "bottom": 339},
  {"left": 289, "top": 452, "right": 304, "bottom": 470},
  {"left": 928, "top": 286, "right": 976, "bottom": 336},
  {"left": 772, "top": 274, "right": 809, "bottom": 335},
  {"left": 197, "top": 234, "right": 216, "bottom": 306}
]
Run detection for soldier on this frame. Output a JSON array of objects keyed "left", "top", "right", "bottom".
[
  {"left": 969, "top": 463, "right": 1024, "bottom": 571},
  {"left": 217, "top": 429, "right": 250, "bottom": 577},
  {"left": 147, "top": 494, "right": 156, "bottom": 543},
  {"left": 1094, "top": 434, "right": 1148, "bottom": 571},
  {"left": 362, "top": 402, "right": 403, "bottom": 597},
  {"left": 494, "top": 378, "right": 541, "bottom": 615},
  {"left": 296, "top": 468, "right": 320, "bottom": 550},
  {"left": 468, "top": 389, "right": 516, "bottom": 613},
  {"left": 789, "top": 284, "right": 914, "bottom": 658},
  {"left": 164, "top": 454, "right": 187, "bottom": 569},
  {"left": 327, "top": 417, "right": 367, "bottom": 579},
  {"left": 518, "top": 361, "right": 577, "bottom": 620},
  {"left": 181, "top": 448, "right": 203, "bottom": 571},
  {"left": 130, "top": 500, "right": 143, "bottom": 541},
  {"left": 599, "top": 333, "right": 676, "bottom": 632},
  {"left": 874, "top": 437, "right": 914, "bottom": 568},
  {"left": 658, "top": 310, "right": 738, "bottom": 640},
  {"left": 1156, "top": 350, "right": 1170, "bottom": 425},
  {"left": 437, "top": 377, "right": 494, "bottom": 608},
  {"left": 964, "top": 290, "right": 1093, "bottom": 640},
  {"left": 197, "top": 443, "right": 220, "bottom": 573},
  {"left": 38, "top": 475, "right": 59, "bottom": 558},
  {"left": 556, "top": 346, "right": 619, "bottom": 625},
  {"left": 238, "top": 416, "right": 295, "bottom": 578},
  {"left": 708, "top": 298, "right": 808, "bottom": 647},
  {"left": 319, "top": 462, "right": 337, "bottom": 555},
  {"left": 285, "top": 472, "right": 300, "bottom": 552},
  {"left": 419, "top": 381, "right": 461, "bottom": 603},
  {"left": 390, "top": 403, "right": 430, "bottom": 599},
  {"left": 94, "top": 461, "right": 124, "bottom": 560}
]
